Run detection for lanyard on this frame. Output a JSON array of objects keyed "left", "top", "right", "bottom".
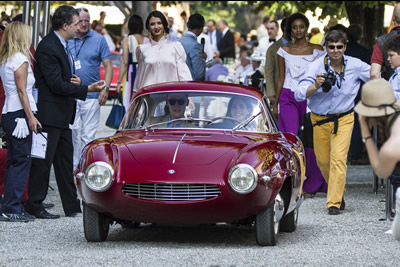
[{"left": 74, "top": 36, "right": 88, "bottom": 59}]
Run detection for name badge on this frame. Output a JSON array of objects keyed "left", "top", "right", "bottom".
[{"left": 74, "top": 60, "right": 81, "bottom": 70}]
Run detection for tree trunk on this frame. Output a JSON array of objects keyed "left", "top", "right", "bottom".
[{"left": 345, "top": 2, "right": 385, "bottom": 50}]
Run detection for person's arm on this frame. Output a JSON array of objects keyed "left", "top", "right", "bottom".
[
  {"left": 189, "top": 44, "right": 206, "bottom": 81},
  {"left": 98, "top": 58, "right": 112, "bottom": 105},
  {"left": 272, "top": 55, "right": 285, "bottom": 118},
  {"left": 133, "top": 46, "right": 144, "bottom": 92},
  {"left": 175, "top": 42, "right": 193, "bottom": 81},
  {"left": 264, "top": 47, "right": 276, "bottom": 103},
  {"left": 359, "top": 115, "right": 400, "bottom": 178},
  {"left": 370, "top": 63, "right": 382, "bottom": 80},
  {"left": 116, "top": 37, "right": 130, "bottom": 93},
  {"left": 15, "top": 62, "right": 41, "bottom": 133}
]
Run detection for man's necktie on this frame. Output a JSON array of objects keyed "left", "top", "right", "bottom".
[
  {"left": 210, "top": 33, "right": 213, "bottom": 44},
  {"left": 269, "top": 38, "right": 276, "bottom": 43}
]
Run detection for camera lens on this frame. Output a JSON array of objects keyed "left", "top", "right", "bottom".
[{"left": 321, "top": 82, "right": 331, "bottom": 93}]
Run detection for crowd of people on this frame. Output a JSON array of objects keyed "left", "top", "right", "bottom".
[{"left": 0, "top": 3, "right": 400, "bottom": 241}]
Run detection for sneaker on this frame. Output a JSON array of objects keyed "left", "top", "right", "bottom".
[
  {"left": 0, "top": 212, "right": 34, "bottom": 222},
  {"left": 22, "top": 211, "right": 36, "bottom": 221}
]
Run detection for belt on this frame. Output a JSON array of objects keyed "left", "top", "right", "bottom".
[{"left": 312, "top": 108, "right": 354, "bottom": 134}]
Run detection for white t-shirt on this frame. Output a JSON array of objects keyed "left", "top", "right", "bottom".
[{"left": 0, "top": 52, "right": 37, "bottom": 114}]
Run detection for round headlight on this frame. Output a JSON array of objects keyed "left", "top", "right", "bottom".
[
  {"left": 85, "top": 162, "right": 114, "bottom": 192},
  {"left": 229, "top": 164, "right": 258, "bottom": 194}
]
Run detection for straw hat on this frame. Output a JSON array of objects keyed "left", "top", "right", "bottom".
[{"left": 354, "top": 79, "right": 400, "bottom": 117}]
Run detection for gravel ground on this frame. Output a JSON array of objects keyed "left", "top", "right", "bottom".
[{"left": 1, "top": 102, "right": 399, "bottom": 266}]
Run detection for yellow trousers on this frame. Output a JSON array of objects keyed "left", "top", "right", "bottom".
[{"left": 311, "top": 112, "right": 354, "bottom": 209}]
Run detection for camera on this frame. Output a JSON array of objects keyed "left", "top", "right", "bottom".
[{"left": 321, "top": 71, "right": 337, "bottom": 93}]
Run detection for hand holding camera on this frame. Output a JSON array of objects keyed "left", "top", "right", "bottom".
[{"left": 321, "top": 71, "right": 337, "bottom": 93}]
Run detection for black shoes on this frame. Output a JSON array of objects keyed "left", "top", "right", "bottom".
[
  {"left": 328, "top": 206, "right": 340, "bottom": 215},
  {"left": 31, "top": 209, "right": 60, "bottom": 219},
  {"left": 42, "top": 203, "right": 55, "bottom": 209},
  {"left": 340, "top": 197, "right": 345, "bottom": 210}
]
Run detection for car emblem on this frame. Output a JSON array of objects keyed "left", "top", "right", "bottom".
[{"left": 168, "top": 169, "right": 175, "bottom": 174}]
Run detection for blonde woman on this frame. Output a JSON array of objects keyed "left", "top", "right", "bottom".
[
  {"left": 0, "top": 22, "right": 41, "bottom": 222},
  {"left": 133, "top": 10, "right": 192, "bottom": 93}
]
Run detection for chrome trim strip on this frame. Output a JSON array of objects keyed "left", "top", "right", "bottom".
[{"left": 172, "top": 134, "right": 186, "bottom": 164}]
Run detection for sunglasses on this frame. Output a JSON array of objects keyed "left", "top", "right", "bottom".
[
  {"left": 327, "top": 45, "right": 344, "bottom": 50},
  {"left": 168, "top": 99, "right": 186, "bottom": 105}
]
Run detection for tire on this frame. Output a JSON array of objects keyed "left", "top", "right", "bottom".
[
  {"left": 255, "top": 202, "right": 279, "bottom": 246},
  {"left": 83, "top": 202, "right": 110, "bottom": 242},
  {"left": 280, "top": 208, "right": 298, "bottom": 232}
]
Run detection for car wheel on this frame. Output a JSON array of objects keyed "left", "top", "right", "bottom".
[
  {"left": 83, "top": 202, "right": 110, "bottom": 242},
  {"left": 255, "top": 201, "right": 279, "bottom": 246},
  {"left": 280, "top": 208, "right": 298, "bottom": 232}
]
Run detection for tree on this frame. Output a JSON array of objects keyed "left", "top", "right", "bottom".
[{"left": 251, "top": 1, "right": 392, "bottom": 49}]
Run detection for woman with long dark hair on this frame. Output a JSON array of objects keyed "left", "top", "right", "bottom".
[
  {"left": 273, "top": 13, "right": 327, "bottom": 197},
  {"left": 116, "top": 14, "right": 149, "bottom": 110},
  {"left": 133, "top": 11, "right": 192, "bottom": 92}
]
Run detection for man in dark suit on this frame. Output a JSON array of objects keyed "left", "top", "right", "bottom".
[
  {"left": 25, "top": 5, "right": 105, "bottom": 219},
  {"left": 215, "top": 19, "right": 235, "bottom": 61}
]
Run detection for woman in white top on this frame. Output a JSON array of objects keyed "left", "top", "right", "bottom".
[
  {"left": 0, "top": 22, "right": 41, "bottom": 222},
  {"left": 273, "top": 13, "right": 327, "bottom": 197},
  {"left": 133, "top": 10, "right": 192, "bottom": 93}
]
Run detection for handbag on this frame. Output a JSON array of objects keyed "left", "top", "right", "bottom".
[{"left": 106, "top": 94, "right": 126, "bottom": 129}]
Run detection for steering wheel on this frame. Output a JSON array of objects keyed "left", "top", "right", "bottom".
[{"left": 210, "top": 116, "right": 242, "bottom": 124}]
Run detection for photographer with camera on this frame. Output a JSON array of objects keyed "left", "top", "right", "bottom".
[{"left": 295, "top": 30, "right": 370, "bottom": 215}]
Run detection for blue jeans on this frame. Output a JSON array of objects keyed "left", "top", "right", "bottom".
[{"left": 0, "top": 109, "right": 32, "bottom": 214}]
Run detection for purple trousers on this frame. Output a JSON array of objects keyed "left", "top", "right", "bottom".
[{"left": 278, "top": 88, "right": 327, "bottom": 194}]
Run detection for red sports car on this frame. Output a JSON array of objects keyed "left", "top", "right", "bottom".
[
  {"left": 75, "top": 81, "right": 305, "bottom": 246},
  {"left": 100, "top": 50, "right": 121, "bottom": 99}
]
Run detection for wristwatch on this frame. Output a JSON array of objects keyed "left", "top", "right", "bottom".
[
  {"left": 104, "top": 86, "right": 110, "bottom": 92},
  {"left": 362, "top": 136, "right": 373, "bottom": 143}
]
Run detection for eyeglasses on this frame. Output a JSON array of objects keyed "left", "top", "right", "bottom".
[
  {"left": 168, "top": 99, "right": 186, "bottom": 105},
  {"left": 327, "top": 45, "right": 344, "bottom": 50}
]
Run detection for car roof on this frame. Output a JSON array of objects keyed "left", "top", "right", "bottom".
[{"left": 134, "top": 81, "right": 265, "bottom": 100}]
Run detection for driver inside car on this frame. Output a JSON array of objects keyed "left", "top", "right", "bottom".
[{"left": 150, "top": 94, "right": 194, "bottom": 128}]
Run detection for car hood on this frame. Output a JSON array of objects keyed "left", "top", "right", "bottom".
[{"left": 119, "top": 131, "right": 258, "bottom": 165}]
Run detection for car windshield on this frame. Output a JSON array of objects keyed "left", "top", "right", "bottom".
[{"left": 122, "top": 92, "right": 271, "bottom": 132}]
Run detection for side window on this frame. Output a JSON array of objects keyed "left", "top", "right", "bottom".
[
  {"left": 126, "top": 98, "right": 148, "bottom": 129},
  {"left": 263, "top": 97, "right": 278, "bottom": 132}
]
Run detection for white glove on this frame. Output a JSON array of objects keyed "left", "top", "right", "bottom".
[{"left": 12, "top": 118, "right": 29, "bottom": 139}]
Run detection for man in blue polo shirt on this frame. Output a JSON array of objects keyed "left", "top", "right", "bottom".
[{"left": 68, "top": 8, "right": 113, "bottom": 170}]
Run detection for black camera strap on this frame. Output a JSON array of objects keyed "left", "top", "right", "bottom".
[{"left": 324, "top": 55, "right": 345, "bottom": 88}]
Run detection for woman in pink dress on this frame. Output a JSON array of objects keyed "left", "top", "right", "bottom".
[
  {"left": 273, "top": 13, "right": 328, "bottom": 197},
  {"left": 133, "top": 10, "right": 192, "bottom": 92},
  {"left": 116, "top": 15, "right": 149, "bottom": 111}
]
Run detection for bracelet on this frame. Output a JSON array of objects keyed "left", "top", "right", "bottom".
[{"left": 362, "top": 136, "right": 373, "bottom": 143}]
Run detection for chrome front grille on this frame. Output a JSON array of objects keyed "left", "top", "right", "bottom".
[{"left": 122, "top": 183, "right": 221, "bottom": 201}]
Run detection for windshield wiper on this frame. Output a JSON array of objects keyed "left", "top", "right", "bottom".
[
  {"left": 232, "top": 111, "right": 262, "bottom": 132},
  {"left": 145, "top": 117, "right": 212, "bottom": 131}
]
